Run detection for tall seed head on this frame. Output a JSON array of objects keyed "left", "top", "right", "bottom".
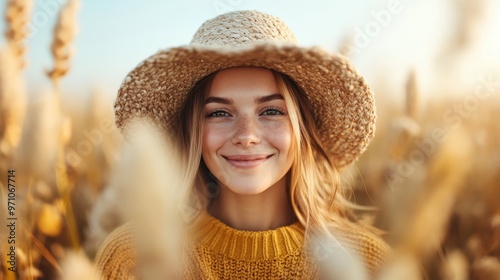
[
  {"left": 46, "top": 0, "right": 80, "bottom": 87},
  {"left": 4, "top": 0, "right": 34, "bottom": 69}
]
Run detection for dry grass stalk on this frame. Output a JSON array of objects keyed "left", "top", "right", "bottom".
[
  {"left": 405, "top": 70, "right": 420, "bottom": 121},
  {"left": 380, "top": 128, "right": 474, "bottom": 278},
  {"left": 43, "top": 0, "right": 82, "bottom": 251},
  {"left": 46, "top": 0, "right": 80, "bottom": 88},
  {"left": 383, "top": 71, "right": 422, "bottom": 161},
  {"left": 15, "top": 91, "right": 60, "bottom": 181},
  {"left": 0, "top": 46, "right": 27, "bottom": 158},
  {"left": 82, "top": 89, "right": 122, "bottom": 191},
  {"left": 3, "top": 0, "right": 34, "bottom": 69},
  {"left": 8, "top": 91, "right": 62, "bottom": 279},
  {"left": 410, "top": 129, "right": 472, "bottom": 248},
  {"left": 0, "top": 0, "right": 33, "bottom": 159},
  {"left": 87, "top": 119, "right": 188, "bottom": 278},
  {"left": 29, "top": 231, "right": 63, "bottom": 276}
]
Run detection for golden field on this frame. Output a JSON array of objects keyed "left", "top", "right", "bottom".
[{"left": 0, "top": 0, "right": 499, "bottom": 279}]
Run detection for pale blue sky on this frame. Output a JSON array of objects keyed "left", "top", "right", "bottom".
[{"left": 1, "top": 0, "right": 499, "bottom": 101}]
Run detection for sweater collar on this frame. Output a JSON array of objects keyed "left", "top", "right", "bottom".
[{"left": 190, "top": 211, "right": 305, "bottom": 260}]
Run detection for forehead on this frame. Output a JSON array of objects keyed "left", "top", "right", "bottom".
[{"left": 208, "top": 67, "right": 280, "bottom": 98}]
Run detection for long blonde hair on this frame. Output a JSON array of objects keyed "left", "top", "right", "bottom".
[{"left": 175, "top": 67, "right": 363, "bottom": 244}]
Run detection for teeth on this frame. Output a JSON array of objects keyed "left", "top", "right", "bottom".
[{"left": 224, "top": 157, "right": 268, "bottom": 161}]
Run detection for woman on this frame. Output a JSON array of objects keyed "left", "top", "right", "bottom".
[{"left": 96, "top": 10, "right": 390, "bottom": 279}]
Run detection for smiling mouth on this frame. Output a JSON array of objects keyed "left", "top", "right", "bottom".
[{"left": 223, "top": 155, "right": 273, "bottom": 168}]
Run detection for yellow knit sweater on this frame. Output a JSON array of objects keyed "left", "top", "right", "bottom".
[{"left": 95, "top": 211, "right": 390, "bottom": 279}]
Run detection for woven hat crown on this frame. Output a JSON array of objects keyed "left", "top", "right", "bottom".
[{"left": 190, "top": 10, "right": 297, "bottom": 47}]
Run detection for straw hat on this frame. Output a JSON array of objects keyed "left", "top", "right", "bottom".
[{"left": 114, "top": 10, "right": 376, "bottom": 168}]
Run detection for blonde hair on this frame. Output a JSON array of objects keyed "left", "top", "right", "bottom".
[{"left": 175, "top": 68, "right": 363, "bottom": 244}]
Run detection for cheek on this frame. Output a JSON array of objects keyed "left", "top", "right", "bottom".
[
  {"left": 202, "top": 125, "right": 226, "bottom": 156},
  {"left": 264, "top": 121, "right": 293, "bottom": 153}
]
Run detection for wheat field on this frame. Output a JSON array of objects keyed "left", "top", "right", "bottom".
[{"left": 0, "top": 0, "right": 499, "bottom": 279}]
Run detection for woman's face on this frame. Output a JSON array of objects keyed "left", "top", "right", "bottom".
[{"left": 202, "top": 67, "right": 294, "bottom": 195}]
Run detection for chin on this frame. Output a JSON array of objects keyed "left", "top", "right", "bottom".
[{"left": 225, "top": 183, "right": 270, "bottom": 195}]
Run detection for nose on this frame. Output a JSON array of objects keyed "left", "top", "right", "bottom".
[{"left": 232, "top": 115, "right": 261, "bottom": 146}]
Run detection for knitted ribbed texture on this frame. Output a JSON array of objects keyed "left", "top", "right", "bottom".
[
  {"left": 95, "top": 212, "right": 389, "bottom": 279},
  {"left": 95, "top": 223, "right": 136, "bottom": 280},
  {"left": 329, "top": 223, "right": 391, "bottom": 274}
]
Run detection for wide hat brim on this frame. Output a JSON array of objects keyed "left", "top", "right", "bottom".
[{"left": 115, "top": 42, "right": 376, "bottom": 169}]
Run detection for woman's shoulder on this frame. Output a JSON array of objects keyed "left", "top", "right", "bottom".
[{"left": 94, "top": 222, "right": 137, "bottom": 280}]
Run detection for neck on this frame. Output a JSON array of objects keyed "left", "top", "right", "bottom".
[{"left": 208, "top": 176, "right": 295, "bottom": 231}]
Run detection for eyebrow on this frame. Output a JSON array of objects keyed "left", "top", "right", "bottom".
[
  {"left": 255, "top": 93, "right": 284, "bottom": 104},
  {"left": 204, "top": 93, "right": 284, "bottom": 105},
  {"left": 204, "top": 96, "right": 232, "bottom": 105}
]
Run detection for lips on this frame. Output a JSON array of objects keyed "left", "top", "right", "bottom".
[{"left": 223, "top": 154, "right": 272, "bottom": 168}]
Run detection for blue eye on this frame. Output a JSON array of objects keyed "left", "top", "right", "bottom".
[{"left": 206, "top": 110, "right": 230, "bottom": 118}]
